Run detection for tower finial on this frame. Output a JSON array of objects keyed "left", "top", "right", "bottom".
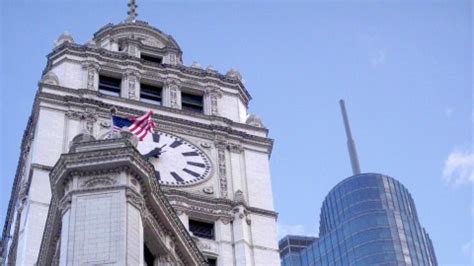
[
  {"left": 126, "top": 0, "right": 138, "bottom": 22},
  {"left": 339, "top": 99, "right": 361, "bottom": 175}
]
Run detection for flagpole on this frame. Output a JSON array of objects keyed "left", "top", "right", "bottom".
[{"left": 109, "top": 106, "right": 117, "bottom": 138}]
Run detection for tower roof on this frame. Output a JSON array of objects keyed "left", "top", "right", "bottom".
[{"left": 93, "top": 20, "right": 182, "bottom": 52}]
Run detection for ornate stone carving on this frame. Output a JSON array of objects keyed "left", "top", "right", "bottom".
[
  {"left": 205, "top": 86, "right": 223, "bottom": 116},
  {"left": 81, "top": 62, "right": 100, "bottom": 91},
  {"left": 128, "top": 78, "right": 137, "bottom": 99},
  {"left": 81, "top": 176, "right": 116, "bottom": 188},
  {"left": 234, "top": 190, "right": 245, "bottom": 204},
  {"left": 225, "top": 68, "right": 242, "bottom": 80},
  {"left": 196, "top": 238, "right": 219, "bottom": 255},
  {"left": 129, "top": 44, "right": 137, "bottom": 57},
  {"left": 66, "top": 109, "right": 98, "bottom": 135},
  {"left": 170, "top": 87, "right": 178, "bottom": 107},
  {"left": 246, "top": 114, "right": 265, "bottom": 128},
  {"left": 165, "top": 78, "right": 181, "bottom": 108},
  {"left": 228, "top": 143, "right": 244, "bottom": 154},
  {"left": 220, "top": 217, "right": 231, "bottom": 225},
  {"left": 42, "top": 71, "right": 60, "bottom": 85},
  {"left": 232, "top": 206, "right": 251, "bottom": 225},
  {"left": 54, "top": 31, "right": 74, "bottom": 47},
  {"left": 44, "top": 44, "right": 252, "bottom": 105},
  {"left": 100, "top": 120, "right": 111, "bottom": 128},
  {"left": 202, "top": 186, "right": 214, "bottom": 195},
  {"left": 87, "top": 68, "right": 95, "bottom": 90},
  {"left": 210, "top": 94, "right": 219, "bottom": 115},
  {"left": 217, "top": 147, "right": 228, "bottom": 198},
  {"left": 124, "top": 70, "right": 141, "bottom": 100},
  {"left": 190, "top": 61, "right": 202, "bottom": 69},
  {"left": 169, "top": 53, "right": 177, "bottom": 64},
  {"left": 141, "top": 38, "right": 162, "bottom": 48},
  {"left": 126, "top": 189, "right": 145, "bottom": 211},
  {"left": 200, "top": 142, "right": 211, "bottom": 149},
  {"left": 214, "top": 138, "right": 227, "bottom": 150}
]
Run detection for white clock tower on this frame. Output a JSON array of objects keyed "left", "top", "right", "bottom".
[{"left": 1, "top": 2, "right": 279, "bottom": 265}]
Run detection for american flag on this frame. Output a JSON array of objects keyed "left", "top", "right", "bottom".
[{"left": 112, "top": 110, "right": 156, "bottom": 141}]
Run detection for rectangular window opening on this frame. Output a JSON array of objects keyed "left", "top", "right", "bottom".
[
  {"left": 98, "top": 75, "right": 121, "bottom": 97},
  {"left": 141, "top": 54, "right": 163, "bottom": 64},
  {"left": 189, "top": 219, "right": 214, "bottom": 240},
  {"left": 181, "top": 92, "right": 204, "bottom": 113},
  {"left": 140, "top": 83, "right": 162, "bottom": 105},
  {"left": 207, "top": 258, "right": 217, "bottom": 266}
]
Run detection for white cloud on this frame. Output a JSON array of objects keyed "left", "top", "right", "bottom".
[
  {"left": 462, "top": 240, "right": 474, "bottom": 264},
  {"left": 442, "top": 149, "right": 474, "bottom": 185},
  {"left": 277, "top": 223, "right": 317, "bottom": 240},
  {"left": 445, "top": 107, "right": 454, "bottom": 118},
  {"left": 370, "top": 49, "right": 386, "bottom": 67}
]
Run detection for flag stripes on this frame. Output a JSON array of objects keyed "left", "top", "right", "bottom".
[{"left": 112, "top": 110, "right": 156, "bottom": 141}]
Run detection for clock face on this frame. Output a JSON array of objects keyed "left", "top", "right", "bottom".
[{"left": 137, "top": 131, "right": 212, "bottom": 186}]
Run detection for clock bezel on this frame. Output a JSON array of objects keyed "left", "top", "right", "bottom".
[{"left": 141, "top": 130, "right": 215, "bottom": 187}]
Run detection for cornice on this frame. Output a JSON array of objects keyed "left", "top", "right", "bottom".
[
  {"left": 163, "top": 189, "right": 278, "bottom": 219},
  {"left": 36, "top": 87, "right": 273, "bottom": 151},
  {"left": 93, "top": 21, "right": 182, "bottom": 52}
]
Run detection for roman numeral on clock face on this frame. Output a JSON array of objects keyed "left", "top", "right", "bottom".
[
  {"left": 187, "top": 162, "right": 205, "bottom": 168},
  {"left": 170, "top": 172, "right": 184, "bottom": 182},
  {"left": 182, "top": 151, "right": 199, "bottom": 156},
  {"left": 169, "top": 140, "right": 183, "bottom": 148},
  {"left": 183, "top": 168, "right": 200, "bottom": 178}
]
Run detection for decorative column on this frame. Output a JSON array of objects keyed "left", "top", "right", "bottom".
[
  {"left": 163, "top": 78, "right": 181, "bottom": 109},
  {"left": 128, "top": 43, "right": 139, "bottom": 57},
  {"left": 81, "top": 62, "right": 100, "bottom": 91},
  {"left": 65, "top": 109, "right": 98, "bottom": 137},
  {"left": 228, "top": 143, "right": 245, "bottom": 201},
  {"left": 214, "top": 139, "right": 229, "bottom": 199},
  {"left": 204, "top": 86, "right": 222, "bottom": 116},
  {"left": 231, "top": 202, "right": 253, "bottom": 266},
  {"left": 123, "top": 70, "right": 141, "bottom": 100}
]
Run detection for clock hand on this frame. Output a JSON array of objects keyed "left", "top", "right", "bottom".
[{"left": 144, "top": 144, "right": 168, "bottom": 159}]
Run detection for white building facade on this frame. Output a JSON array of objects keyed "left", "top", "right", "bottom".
[{"left": 1, "top": 5, "right": 279, "bottom": 266}]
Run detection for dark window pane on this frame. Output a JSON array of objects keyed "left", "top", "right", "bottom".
[
  {"left": 189, "top": 219, "right": 214, "bottom": 240},
  {"left": 141, "top": 54, "right": 163, "bottom": 64},
  {"left": 99, "top": 75, "right": 121, "bottom": 97},
  {"left": 144, "top": 244, "right": 155, "bottom": 266},
  {"left": 140, "top": 83, "right": 162, "bottom": 105},
  {"left": 207, "top": 258, "right": 217, "bottom": 266},
  {"left": 181, "top": 92, "right": 203, "bottom": 113}
]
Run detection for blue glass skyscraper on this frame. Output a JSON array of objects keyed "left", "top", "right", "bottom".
[
  {"left": 279, "top": 173, "right": 437, "bottom": 265},
  {"left": 280, "top": 101, "right": 437, "bottom": 265}
]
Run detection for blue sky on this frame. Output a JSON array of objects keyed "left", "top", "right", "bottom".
[{"left": 0, "top": 0, "right": 472, "bottom": 264}]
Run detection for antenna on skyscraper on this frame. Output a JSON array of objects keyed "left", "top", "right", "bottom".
[{"left": 339, "top": 99, "right": 361, "bottom": 175}]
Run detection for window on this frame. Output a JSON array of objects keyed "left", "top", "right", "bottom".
[
  {"left": 144, "top": 244, "right": 155, "bottom": 266},
  {"left": 189, "top": 219, "right": 214, "bottom": 240},
  {"left": 141, "top": 54, "right": 163, "bottom": 64},
  {"left": 98, "top": 75, "right": 121, "bottom": 97},
  {"left": 140, "top": 83, "right": 162, "bottom": 105},
  {"left": 207, "top": 258, "right": 217, "bottom": 266},
  {"left": 181, "top": 92, "right": 204, "bottom": 113}
]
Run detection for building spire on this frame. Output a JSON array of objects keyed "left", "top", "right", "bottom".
[
  {"left": 126, "top": 0, "right": 138, "bottom": 22},
  {"left": 339, "top": 99, "right": 361, "bottom": 175}
]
